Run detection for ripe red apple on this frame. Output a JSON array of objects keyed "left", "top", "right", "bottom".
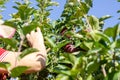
[
  {"left": 61, "top": 27, "right": 67, "bottom": 35},
  {"left": 64, "top": 43, "right": 78, "bottom": 53},
  {"left": 60, "top": 27, "right": 71, "bottom": 38}
]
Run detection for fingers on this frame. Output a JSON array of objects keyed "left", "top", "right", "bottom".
[
  {"left": 26, "top": 27, "right": 43, "bottom": 39},
  {"left": 26, "top": 34, "right": 30, "bottom": 39},
  {"left": 36, "top": 27, "right": 40, "bottom": 33},
  {"left": 31, "top": 30, "right": 35, "bottom": 34}
]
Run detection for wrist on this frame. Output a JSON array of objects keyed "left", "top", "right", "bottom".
[
  {"left": 32, "top": 43, "right": 47, "bottom": 57},
  {"left": 32, "top": 43, "right": 45, "bottom": 50}
]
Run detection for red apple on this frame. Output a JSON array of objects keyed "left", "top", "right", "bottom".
[
  {"left": 64, "top": 43, "right": 78, "bottom": 53},
  {"left": 60, "top": 27, "right": 71, "bottom": 38}
]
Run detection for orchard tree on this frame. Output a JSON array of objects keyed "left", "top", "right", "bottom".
[{"left": 0, "top": 0, "right": 120, "bottom": 80}]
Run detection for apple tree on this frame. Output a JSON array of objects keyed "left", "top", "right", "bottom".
[{"left": 0, "top": 0, "right": 120, "bottom": 80}]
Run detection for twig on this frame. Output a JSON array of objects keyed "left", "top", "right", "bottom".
[
  {"left": 101, "top": 65, "right": 107, "bottom": 77},
  {"left": 15, "top": 36, "right": 25, "bottom": 67},
  {"left": 18, "top": 37, "right": 25, "bottom": 52},
  {"left": 46, "top": 48, "right": 51, "bottom": 53},
  {"left": 84, "top": 15, "right": 92, "bottom": 30}
]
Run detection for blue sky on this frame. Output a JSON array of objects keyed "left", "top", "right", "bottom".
[{"left": 1, "top": 0, "right": 120, "bottom": 29}]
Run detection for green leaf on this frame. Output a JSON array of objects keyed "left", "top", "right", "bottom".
[
  {"left": 87, "top": 48, "right": 102, "bottom": 56},
  {"left": 70, "top": 69, "right": 80, "bottom": 77},
  {"left": 53, "top": 40, "right": 70, "bottom": 52},
  {"left": 117, "top": 10, "right": 120, "bottom": 13},
  {"left": 0, "top": 62, "right": 10, "bottom": 69},
  {"left": 99, "top": 15, "right": 112, "bottom": 21},
  {"left": 110, "top": 41, "right": 116, "bottom": 49},
  {"left": 118, "top": 0, "right": 120, "bottom": 2},
  {"left": 65, "top": 31, "right": 83, "bottom": 39},
  {"left": 13, "top": 3, "right": 35, "bottom": 20},
  {"left": 104, "top": 72, "right": 114, "bottom": 80},
  {"left": 55, "top": 64, "right": 70, "bottom": 70},
  {"left": 10, "top": 66, "right": 29, "bottom": 77},
  {"left": 4, "top": 20, "right": 17, "bottom": 28},
  {"left": 85, "top": 0, "right": 93, "bottom": 7},
  {"left": 56, "top": 74, "right": 70, "bottom": 80},
  {"left": 113, "top": 71, "right": 120, "bottom": 80},
  {"left": 86, "top": 61, "right": 99, "bottom": 74},
  {"left": 83, "top": 41, "right": 93, "bottom": 50},
  {"left": 22, "top": 23, "right": 38, "bottom": 35},
  {"left": 19, "top": 48, "right": 39, "bottom": 59},
  {"left": 0, "top": 0, "right": 8, "bottom": 6},
  {"left": 62, "top": 53, "right": 76, "bottom": 65},
  {"left": 95, "top": 31, "right": 110, "bottom": 43},
  {"left": 80, "top": 2, "right": 90, "bottom": 15},
  {"left": 0, "top": 38, "right": 18, "bottom": 48},
  {"left": 104, "top": 24, "right": 120, "bottom": 41},
  {"left": 80, "top": 42, "right": 89, "bottom": 51},
  {"left": 88, "top": 15, "right": 100, "bottom": 30},
  {"left": 72, "top": 57, "right": 83, "bottom": 70},
  {"left": 53, "top": 67, "right": 71, "bottom": 76},
  {"left": 47, "top": 2, "right": 59, "bottom": 6},
  {"left": 45, "top": 36, "right": 56, "bottom": 48},
  {"left": 89, "top": 31, "right": 100, "bottom": 41},
  {"left": 86, "top": 74, "right": 94, "bottom": 80},
  {"left": 104, "top": 27, "right": 113, "bottom": 37},
  {"left": 116, "top": 39, "right": 120, "bottom": 48}
]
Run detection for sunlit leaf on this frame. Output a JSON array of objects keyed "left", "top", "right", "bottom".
[
  {"left": 104, "top": 24, "right": 120, "bottom": 41},
  {"left": 87, "top": 48, "right": 102, "bottom": 56},
  {"left": 4, "top": 20, "right": 17, "bottom": 28},
  {"left": 86, "top": 61, "right": 99, "bottom": 74},
  {"left": 72, "top": 57, "right": 83, "bottom": 70},
  {"left": 62, "top": 53, "right": 76, "bottom": 65},
  {"left": 56, "top": 74, "right": 70, "bottom": 80},
  {"left": 0, "top": 62, "right": 10, "bottom": 69},
  {"left": 45, "top": 36, "right": 56, "bottom": 48},
  {"left": 88, "top": 15, "right": 100, "bottom": 30},
  {"left": 0, "top": 0, "right": 8, "bottom": 6},
  {"left": 113, "top": 71, "right": 120, "bottom": 80},
  {"left": 22, "top": 22, "right": 38, "bottom": 35},
  {"left": 86, "top": 74, "right": 94, "bottom": 80},
  {"left": 117, "top": 10, "right": 120, "bottom": 13},
  {"left": 0, "top": 38, "right": 18, "bottom": 48},
  {"left": 99, "top": 15, "right": 112, "bottom": 21},
  {"left": 85, "top": 0, "right": 93, "bottom": 7},
  {"left": 13, "top": 3, "right": 35, "bottom": 20},
  {"left": 83, "top": 41, "right": 93, "bottom": 50},
  {"left": 53, "top": 67, "right": 71, "bottom": 76},
  {"left": 80, "top": 2, "right": 90, "bottom": 15},
  {"left": 53, "top": 40, "right": 70, "bottom": 52},
  {"left": 95, "top": 31, "right": 110, "bottom": 43},
  {"left": 116, "top": 39, "right": 120, "bottom": 48},
  {"left": 47, "top": 2, "right": 59, "bottom": 6},
  {"left": 10, "top": 66, "right": 29, "bottom": 77},
  {"left": 19, "top": 48, "right": 39, "bottom": 59}
]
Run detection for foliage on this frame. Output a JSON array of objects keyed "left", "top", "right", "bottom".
[
  {"left": 0, "top": 0, "right": 120, "bottom": 80},
  {"left": 0, "top": 0, "right": 9, "bottom": 19}
]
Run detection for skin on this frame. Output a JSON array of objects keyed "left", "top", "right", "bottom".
[{"left": 0, "top": 27, "right": 47, "bottom": 74}]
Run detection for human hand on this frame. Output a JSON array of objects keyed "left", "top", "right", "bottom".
[{"left": 26, "top": 27, "right": 45, "bottom": 51}]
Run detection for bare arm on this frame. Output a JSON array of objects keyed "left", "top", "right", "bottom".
[{"left": 0, "top": 27, "right": 47, "bottom": 74}]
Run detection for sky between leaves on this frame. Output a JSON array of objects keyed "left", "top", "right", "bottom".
[{"left": 1, "top": 0, "right": 120, "bottom": 29}]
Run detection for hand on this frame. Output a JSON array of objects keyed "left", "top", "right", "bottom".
[{"left": 26, "top": 27, "right": 45, "bottom": 51}]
